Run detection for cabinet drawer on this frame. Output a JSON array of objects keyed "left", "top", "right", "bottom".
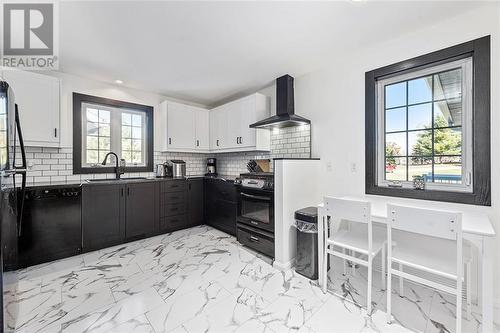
[
  {"left": 237, "top": 226, "right": 274, "bottom": 258},
  {"left": 161, "top": 191, "right": 186, "bottom": 204},
  {"left": 163, "top": 202, "right": 186, "bottom": 217},
  {"left": 160, "top": 214, "right": 187, "bottom": 232},
  {"left": 161, "top": 180, "right": 187, "bottom": 193}
]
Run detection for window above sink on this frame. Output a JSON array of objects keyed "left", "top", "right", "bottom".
[{"left": 72, "top": 93, "right": 154, "bottom": 174}]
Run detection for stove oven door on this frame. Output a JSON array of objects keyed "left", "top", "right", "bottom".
[{"left": 237, "top": 189, "right": 274, "bottom": 233}]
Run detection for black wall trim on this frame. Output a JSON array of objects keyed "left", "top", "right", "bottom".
[
  {"left": 365, "top": 36, "right": 491, "bottom": 206},
  {"left": 73, "top": 93, "right": 154, "bottom": 174}
]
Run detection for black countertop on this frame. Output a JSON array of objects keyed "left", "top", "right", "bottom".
[
  {"left": 273, "top": 157, "right": 320, "bottom": 160},
  {"left": 23, "top": 174, "right": 238, "bottom": 189}
]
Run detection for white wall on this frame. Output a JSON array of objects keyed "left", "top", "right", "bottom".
[
  {"left": 294, "top": 3, "right": 500, "bottom": 317},
  {"left": 274, "top": 159, "right": 321, "bottom": 270}
]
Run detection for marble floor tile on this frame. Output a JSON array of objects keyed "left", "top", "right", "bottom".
[
  {"left": 146, "top": 280, "right": 231, "bottom": 332},
  {"left": 102, "top": 315, "right": 154, "bottom": 333},
  {"left": 181, "top": 288, "right": 269, "bottom": 333},
  {"left": 7, "top": 225, "right": 484, "bottom": 333},
  {"left": 60, "top": 288, "right": 164, "bottom": 333}
]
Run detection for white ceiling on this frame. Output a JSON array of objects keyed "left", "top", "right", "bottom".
[{"left": 59, "top": 1, "right": 484, "bottom": 107}]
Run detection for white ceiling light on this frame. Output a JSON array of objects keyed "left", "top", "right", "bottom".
[{"left": 114, "top": 79, "right": 123, "bottom": 84}]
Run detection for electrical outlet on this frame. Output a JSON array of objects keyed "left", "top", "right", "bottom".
[
  {"left": 326, "top": 162, "right": 333, "bottom": 172},
  {"left": 350, "top": 162, "right": 357, "bottom": 173}
]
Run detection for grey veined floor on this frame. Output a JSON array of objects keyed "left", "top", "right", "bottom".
[{"left": 3, "top": 225, "right": 493, "bottom": 333}]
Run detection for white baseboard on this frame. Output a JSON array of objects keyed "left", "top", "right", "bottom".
[{"left": 273, "top": 258, "right": 295, "bottom": 271}]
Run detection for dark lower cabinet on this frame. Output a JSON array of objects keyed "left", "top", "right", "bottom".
[
  {"left": 159, "top": 179, "right": 188, "bottom": 233},
  {"left": 82, "top": 181, "right": 158, "bottom": 252},
  {"left": 81, "top": 177, "right": 226, "bottom": 254},
  {"left": 205, "top": 178, "right": 237, "bottom": 236},
  {"left": 82, "top": 184, "right": 125, "bottom": 252},
  {"left": 188, "top": 178, "right": 204, "bottom": 227},
  {"left": 125, "top": 182, "right": 156, "bottom": 241}
]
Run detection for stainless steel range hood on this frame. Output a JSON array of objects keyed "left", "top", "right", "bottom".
[{"left": 250, "top": 74, "right": 310, "bottom": 129}]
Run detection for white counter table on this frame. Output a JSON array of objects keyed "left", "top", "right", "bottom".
[{"left": 317, "top": 195, "right": 496, "bottom": 333}]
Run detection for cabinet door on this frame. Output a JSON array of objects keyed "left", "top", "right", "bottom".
[
  {"left": 82, "top": 184, "right": 125, "bottom": 252},
  {"left": 238, "top": 96, "right": 257, "bottom": 148},
  {"left": 194, "top": 108, "right": 210, "bottom": 151},
  {"left": 2, "top": 70, "right": 60, "bottom": 147},
  {"left": 125, "top": 182, "right": 156, "bottom": 240},
  {"left": 187, "top": 178, "right": 204, "bottom": 227},
  {"left": 167, "top": 102, "right": 195, "bottom": 150},
  {"left": 210, "top": 107, "right": 226, "bottom": 150},
  {"left": 204, "top": 179, "right": 237, "bottom": 235},
  {"left": 225, "top": 102, "right": 241, "bottom": 149}
]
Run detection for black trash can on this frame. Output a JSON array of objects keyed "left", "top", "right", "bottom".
[{"left": 295, "top": 206, "right": 319, "bottom": 280}]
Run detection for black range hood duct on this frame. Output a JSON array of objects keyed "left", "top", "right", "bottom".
[{"left": 250, "top": 74, "right": 310, "bottom": 129}]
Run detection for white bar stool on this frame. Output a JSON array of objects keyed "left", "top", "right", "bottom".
[
  {"left": 386, "top": 204, "right": 472, "bottom": 333},
  {"left": 321, "top": 197, "right": 386, "bottom": 314}
]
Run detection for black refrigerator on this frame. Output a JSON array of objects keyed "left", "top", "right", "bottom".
[{"left": 0, "top": 80, "right": 27, "bottom": 333}]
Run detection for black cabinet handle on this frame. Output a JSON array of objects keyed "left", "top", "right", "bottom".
[
  {"left": 121, "top": 188, "right": 124, "bottom": 197},
  {"left": 54, "top": 128, "right": 57, "bottom": 138},
  {"left": 169, "top": 138, "right": 172, "bottom": 145},
  {"left": 216, "top": 139, "right": 219, "bottom": 147},
  {"left": 240, "top": 136, "right": 243, "bottom": 144},
  {"left": 196, "top": 140, "right": 199, "bottom": 147}
]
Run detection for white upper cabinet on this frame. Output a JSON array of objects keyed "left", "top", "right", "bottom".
[
  {"left": 2, "top": 70, "right": 60, "bottom": 147},
  {"left": 159, "top": 101, "right": 209, "bottom": 152},
  {"left": 194, "top": 107, "right": 210, "bottom": 151},
  {"left": 166, "top": 101, "right": 195, "bottom": 151},
  {"left": 210, "top": 93, "right": 270, "bottom": 152},
  {"left": 210, "top": 105, "right": 228, "bottom": 150},
  {"left": 158, "top": 93, "right": 269, "bottom": 153}
]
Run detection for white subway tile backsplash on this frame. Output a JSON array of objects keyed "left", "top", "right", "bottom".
[
  {"left": 23, "top": 124, "right": 311, "bottom": 183},
  {"left": 50, "top": 176, "right": 66, "bottom": 182}
]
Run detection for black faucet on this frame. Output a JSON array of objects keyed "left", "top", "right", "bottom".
[{"left": 102, "top": 152, "right": 123, "bottom": 179}]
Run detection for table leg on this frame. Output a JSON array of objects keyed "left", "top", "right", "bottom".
[
  {"left": 481, "top": 236, "right": 494, "bottom": 333},
  {"left": 318, "top": 206, "right": 325, "bottom": 288}
]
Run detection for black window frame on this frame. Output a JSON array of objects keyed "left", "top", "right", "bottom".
[
  {"left": 73, "top": 92, "right": 154, "bottom": 174},
  {"left": 365, "top": 36, "right": 490, "bottom": 206}
]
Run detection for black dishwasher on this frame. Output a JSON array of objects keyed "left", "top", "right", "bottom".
[{"left": 18, "top": 186, "right": 82, "bottom": 269}]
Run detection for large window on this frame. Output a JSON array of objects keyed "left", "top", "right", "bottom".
[
  {"left": 377, "top": 58, "right": 472, "bottom": 192},
  {"left": 73, "top": 93, "right": 153, "bottom": 174},
  {"left": 365, "top": 36, "right": 490, "bottom": 206}
]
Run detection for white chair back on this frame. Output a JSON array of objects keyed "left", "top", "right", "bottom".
[
  {"left": 324, "top": 197, "right": 370, "bottom": 224},
  {"left": 387, "top": 204, "right": 461, "bottom": 241}
]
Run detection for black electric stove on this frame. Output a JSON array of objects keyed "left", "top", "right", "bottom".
[{"left": 235, "top": 172, "right": 275, "bottom": 258}]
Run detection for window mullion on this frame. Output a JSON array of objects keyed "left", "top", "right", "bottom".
[
  {"left": 431, "top": 75, "right": 435, "bottom": 183},
  {"left": 405, "top": 82, "right": 409, "bottom": 182},
  {"left": 110, "top": 109, "right": 121, "bottom": 160}
]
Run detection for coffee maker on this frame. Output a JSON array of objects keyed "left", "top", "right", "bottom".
[{"left": 205, "top": 158, "right": 217, "bottom": 176}]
